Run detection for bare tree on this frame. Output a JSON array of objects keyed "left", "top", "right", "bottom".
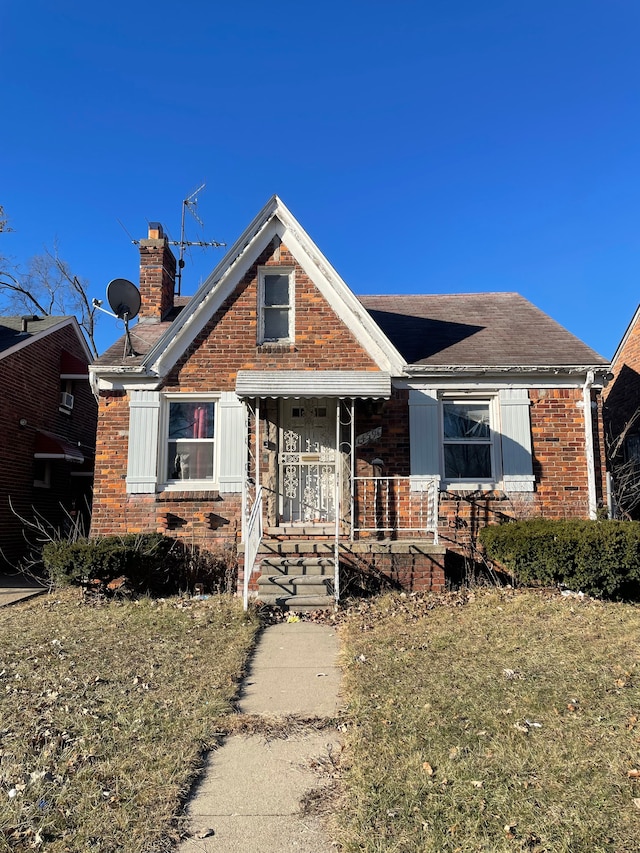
[
  {"left": 606, "top": 409, "right": 640, "bottom": 519},
  {"left": 0, "top": 213, "right": 98, "bottom": 357},
  {"left": 0, "top": 204, "right": 10, "bottom": 233}
]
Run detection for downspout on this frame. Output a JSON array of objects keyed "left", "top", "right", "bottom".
[{"left": 582, "top": 370, "right": 598, "bottom": 520}]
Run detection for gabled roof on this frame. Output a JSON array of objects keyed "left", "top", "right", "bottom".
[
  {"left": 92, "top": 197, "right": 404, "bottom": 379},
  {"left": 0, "top": 315, "right": 92, "bottom": 363},
  {"left": 91, "top": 198, "right": 608, "bottom": 387},
  {"left": 359, "top": 293, "right": 608, "bottom": 369}
]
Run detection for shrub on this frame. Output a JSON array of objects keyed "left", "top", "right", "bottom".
[
  {"left": 42, "top": 534, "right": 237, "bottom": 596},
  {"left": 479, "top": 518, "right": 640, "bottom": 600}
]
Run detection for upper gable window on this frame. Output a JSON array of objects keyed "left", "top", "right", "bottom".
[{"left": 259, "top": 267, "right": 294, "bottom": 343}]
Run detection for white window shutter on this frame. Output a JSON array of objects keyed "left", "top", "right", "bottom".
[
  {"left": 409, "top": 389, "right": 441, "bottom": 487},
  {"left": 126, "top": 390, "right": 160, "bottom": 494},
  {"left": 499, "top": 389, "right": 535, "bottom": 492},
  {"left": 218, "top": 392, "right": 245, "bottom": 493}
]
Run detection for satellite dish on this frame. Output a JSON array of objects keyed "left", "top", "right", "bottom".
[
  {"left": 106, "top": 278, "right": 141, "bottom": 321},
  {"left": 105, "top": 278, "right": 141, "bottom": 358}
]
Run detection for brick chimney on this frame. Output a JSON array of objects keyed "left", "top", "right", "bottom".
[{"left": 138, "top": 222, "right": 176, "bottom": 322}]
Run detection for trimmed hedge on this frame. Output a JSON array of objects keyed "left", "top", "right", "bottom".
[
  {"left": 479, "top": 518, "right": 640, "bottom": 600},
  {"left": 41, "top": 534, "right": 236, "bottom": 595}
]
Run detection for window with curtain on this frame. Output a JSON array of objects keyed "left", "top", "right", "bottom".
[
  {"left": 167, "top": 401, "right": 215, "bottom": 481},
  {"left": 442, "top": 400, "right": 493, "bottom": 480}
]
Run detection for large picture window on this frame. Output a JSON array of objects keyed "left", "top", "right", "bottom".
[
  {"left": 259, "top": 267, "right": 294, "bottom": 343},
  {"left": 167, "top": 400, "right": 215, "bottom": 482},
  {"left": 442, "top": 400, "right": 493, "bottom": 480}
]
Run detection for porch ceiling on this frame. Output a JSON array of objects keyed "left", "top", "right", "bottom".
[{"left": 235, "top": 370, "right": 391, "bottom": 399}]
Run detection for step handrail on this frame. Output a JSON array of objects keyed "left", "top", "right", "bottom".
[{"left": 243, "top": 486, "right": 263, "bottom": 611}]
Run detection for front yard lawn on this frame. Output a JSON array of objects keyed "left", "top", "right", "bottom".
[
  {"left": 0, "top": 591, "right": 259, "bottom": 852},
  {"left": 337, "top": 589, "right": 640, "bottom": 853}
]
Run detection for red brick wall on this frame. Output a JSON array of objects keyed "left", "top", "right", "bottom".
[
  {"left": 138, "top": 237, "right": 177, "bottom": 322},
  {"left": 92, "top": 236, "right": 605, "bottom": 585},
  {"left": 91, "top": 239, "right": 380, "bottom": 549},
  {"left": 604, "top": 309, "right": 640, "bottom": 434},
  {"left": 164, "top": 242, "right": 379, "bottom": 391},
  {"left": 437, "top": 387, "right": 600, "bottom": 557},
  {"left": 340, "top": 550, "right": 446, "bottom": 593},
  {"left": 0, "top": 324, "right": 97, "bottom": 568}
]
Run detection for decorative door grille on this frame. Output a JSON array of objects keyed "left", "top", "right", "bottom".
[{"left": 279, "top": 400, "right": 336, "bottom": 523}]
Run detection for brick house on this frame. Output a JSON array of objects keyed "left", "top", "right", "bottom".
[
  {"left": 90, "top": 197, "right": 609, "bottom": 606},
  {"left": 603, "top": 303, "right": 640, "bottom": 518},
  {"left": 0, "top": 315, "right": 97, "bottom": 570}
]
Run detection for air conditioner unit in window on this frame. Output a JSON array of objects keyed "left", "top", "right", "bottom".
[{"left": 60, "top": 392, "right": 75, "bottom": 410}]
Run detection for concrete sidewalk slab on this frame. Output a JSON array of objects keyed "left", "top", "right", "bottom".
[
  {"left": 180, "top": 732, "right": 340, "bottom": 852},
  {"left": 179, "top": 813, "right": 333, "bottom": 853},
  {"left": 238, "top": 622, "right": 343, "bottom": 717},
  {"left": 0, "top": 575, "right": 46, "bottom": 607},
  {"left": 186, "top": 732, "right": 341, "bottom": 814},
  {"left": 179, "top": 622, "right": 343, "bottom": 852}
]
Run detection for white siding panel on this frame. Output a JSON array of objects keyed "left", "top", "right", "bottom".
[
  {"left": 126, "top": 390, "right": 160, "bottom": 493},
  {"left": 499, "top": 388, "right": 535, "bottom": 492},
  {"left": 409, "top": 389, "right": 440, "bottom": 479},
  {"left": 218, "top": 392, "right": 245, "bottom": 493}
]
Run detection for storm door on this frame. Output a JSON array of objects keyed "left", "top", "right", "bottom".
[{"left": 279, "top": 398, "right": 336, "bottom": 523}]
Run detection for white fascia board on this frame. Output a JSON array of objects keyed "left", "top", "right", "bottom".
[
  {"left": 396, "top": 369, "right": 609, "bottom": 392},
  {"left": 405, "top": 363, "right": 610, "bottom": 378},
  {"left": 89, "top": 366, "right": 160, "bottom": 393},
  {"left": 92, "top": 376, "right": 162, "bottom": 392},
  {"left": 144, "top": 204, "right": 280, "bottom": 379},
  {"left": 275, "top": 209, "right": 405, "bottom": 375}
]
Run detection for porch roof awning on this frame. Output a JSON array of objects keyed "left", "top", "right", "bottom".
[
  {"left": 235, "top": 370, "right": 391, "bottom": 399},
  {"left": 34, "top": 430, "right": 84, "bottom": 463}
]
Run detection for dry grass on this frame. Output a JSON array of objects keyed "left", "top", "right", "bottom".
[
  {"left": 336, "top": 589, "right": 640, "bottom": 853},
  {"left": 0, "top": 590, "right": 259, "bottom": 852}
]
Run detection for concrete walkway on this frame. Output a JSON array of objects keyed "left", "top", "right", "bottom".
[
  {"left": 179, "top": 621, "right": 343, "bottom": 852},
  {"left": 0, "top": 573, "right": 46, "bottom": 607}
]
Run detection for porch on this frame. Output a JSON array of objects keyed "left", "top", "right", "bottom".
[
  {"left": 235, "top": 375, "right": 442, "bottom": 609},
  {"left": 241, "top": 477, "right": 443, "bottom": 611}
]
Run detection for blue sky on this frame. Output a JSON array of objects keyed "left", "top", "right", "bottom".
[{"left": 1, "top": 0, "right": 639, "bottom": 359}]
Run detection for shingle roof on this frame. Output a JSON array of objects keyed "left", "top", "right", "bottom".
[
  {"left": 358, "top": 293, "right": 607, "bottom": 367},
  {"left": 93, "top": 292, "right": 607, "bottom": 372},
  {"left": 92, "top": 298, "right": 190, "bottom": 367},
  {"left": 0, "top": 315, "right": 74, "bottom": 356},
  {"left": 94, "top": 322, "right": 172, "bottom": 366}
]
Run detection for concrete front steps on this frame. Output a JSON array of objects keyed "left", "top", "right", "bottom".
[{"left": 256, "top": 556, "right": 336, "bottom": 612}]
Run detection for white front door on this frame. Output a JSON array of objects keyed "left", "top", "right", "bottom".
[{"left": 279, "top": 398, "right": 336, "bottom": 523}]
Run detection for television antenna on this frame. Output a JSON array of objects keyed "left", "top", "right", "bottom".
[
  {"left": 169, "top": 183, "right": 225, "bottom": 295},
  {"left": 92, "top": 278, "right": 141, "bottom": 358},
  {"left": 120, "top": 183, "right": 226, "bottom": 295}
]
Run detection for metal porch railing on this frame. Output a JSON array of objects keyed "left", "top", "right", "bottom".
[
  {"left": 243, "top": 486, "right": 263, "bottom": 610},
  {"left": 352, "top": 476, "right": 439, "bottom": 543}
]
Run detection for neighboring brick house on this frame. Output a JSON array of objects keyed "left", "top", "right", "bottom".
[
  {"left": 90, "top": 197, "right": 609, "bottom": 606},
  {"left": 0, "top": 316, "right": 97, "bottom": 570},
  {"left": 603, "top": 304, "right": 640, "bottom": 518}
]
